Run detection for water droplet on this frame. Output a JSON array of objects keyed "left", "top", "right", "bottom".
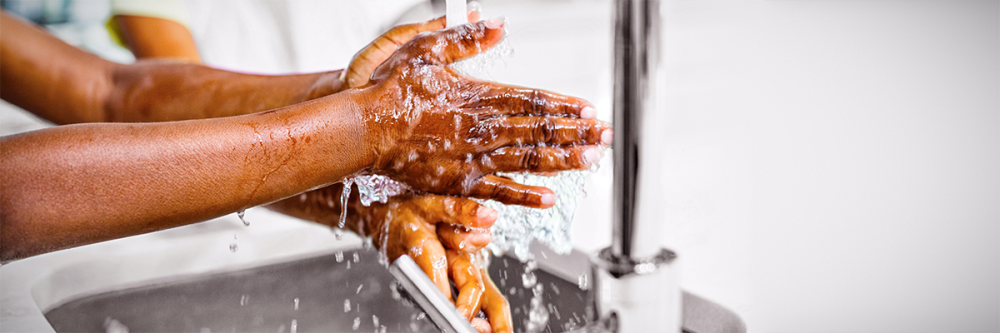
[
  {"left": 229, "top": 243, "right": 238, "bottom": 252},
  {"left": 577, "top": 274, "right": 589, "bottom": 290},
  {"left": 293, "top": 298, "right": 299, "bottom": 310},
  {"left": 352, "top": 317, "right": 361, "bottom": 330},
  {"left": 237, "top": 210, "right": 249, "bottom": 226},
  {"left": 344, "top": 299, "right": 352, "bottom": 312},
  {"left": 240, "top": 294, "right": 248, "bottom": 306},
  {"left": 353, "top": 252, "right": 360, "bottom": 263},
  {"left": 521, "top": 271, "right": 537, "bottom": 288},
  {"left": 333, "top": 228, "right": 344, "bottom": 240},
  {"left": 356, "top": 284, "right": 363, "bottom": 294},
  {"left": 335, "top": 251, "right": 344, "bottom": 262},
  {"left": 290, "top": 319, "right": 297, "bottom": 333},
  {"left": 372, "top": 315, "right": 379, "bottom": 328},
  {"left": 339, "top": 179, "right": 354, "bottom": 229},
  {"left": 346, "top": 260, "right": 352, "bottom": 269}
]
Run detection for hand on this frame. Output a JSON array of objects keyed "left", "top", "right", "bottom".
[
  {"left": 357, "top": 197, "right": 512, "bottom": 333},
  {"left": 355, "top": 19, "right": 613, "bottom": 208},
  {"left": 341, "top": 12, "right": 480, "bottom": 90},
  {"left": 266, "top": 185, "right": 512, "bottom": 332}
]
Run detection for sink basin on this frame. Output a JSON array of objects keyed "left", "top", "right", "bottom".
[
  {"left": 43, "top": 246, "right": 743, "bottom": 333},
  {"left": 43, "top": 248, "right": 595, "bottom": 332}
]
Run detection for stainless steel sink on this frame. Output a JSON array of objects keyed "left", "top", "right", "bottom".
[{"left": 44, "top": 247, "right": 743, "bottom": 333}]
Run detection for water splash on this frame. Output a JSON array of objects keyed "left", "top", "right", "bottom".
[
  {"left": 293, "top": 298, "right": 299, "bottom": 311},
  {"left": 482, "top": 170, "right": 590, "bottom": 260},
  {"left": 350, "top": 174, "right": 409, "bottom": 207},
  {"left": 519, "top": 257, "right": 550, "bottom": 332}
]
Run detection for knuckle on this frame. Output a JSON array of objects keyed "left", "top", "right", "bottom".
[
  {"left": 527, "top": 90, "right": 543, "bottom": 115},
  {"left": 532, "top": 118, "right": 555, "bottom": 143},
  {"left": 517, "top": 148, "right": 542, "bottom": 171}
]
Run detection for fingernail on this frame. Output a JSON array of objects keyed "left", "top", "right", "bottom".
[
  {"left": 477, "top": 206, "right": 497, "bottom": 220},
  {"left": 541, "top": 192, "right": 557, "bottom": 206},
  {"left": 601, "top": 128, "right": 614, "bottom": 145},
  {"left": 485, "top": 17, "right": 504, "bottom": 30},
  {"left": 584, "top": 146, "right": 602, "bottom": 165},
  {"left": 468, "top": 1, "right": 482, "bottom": 14},
  {"left": 580, "top": 106, "right": 596, "bottom": 119}
]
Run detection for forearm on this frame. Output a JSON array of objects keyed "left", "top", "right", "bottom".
[
  {"left": 0, "top": 11, "right": 115, "bottom": 125},
  {"left": 0, "top": 91, "right": 373, "bottom": 262},
  {"left": 1, "top": 11, "right": 343, "bottom": 125},
  {"left": 105, "top": 62, "right": 343, "bottom": 122}
]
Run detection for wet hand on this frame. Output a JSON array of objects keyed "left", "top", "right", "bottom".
[
  {"left": 354, "top": 19, "right": 612, "bottom": 208},
  {"left": 266, "top": 185, "right": 511, "bottom": 331},
  {"left": 341, "top": 12, "right": 480, "bottom": 90}
]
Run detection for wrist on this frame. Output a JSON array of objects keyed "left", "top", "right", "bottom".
[{"left": 304, "top": 70, "right": 345, "bottom": 102}]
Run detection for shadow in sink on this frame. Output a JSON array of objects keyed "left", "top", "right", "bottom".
[{"left": 44, "top": 248, "right": 595, "bottom": 332}]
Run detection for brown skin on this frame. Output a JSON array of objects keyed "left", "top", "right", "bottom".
[
  {"left": 114, "top": 15, "right": 201, "bottom": 63},
  {"left": 117, "top": 12, "right": 518, "bottom": 332}
]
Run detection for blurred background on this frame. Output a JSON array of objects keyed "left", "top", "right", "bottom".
[{"left": 1, "top": 0, "right": 997, "bottom": 332}]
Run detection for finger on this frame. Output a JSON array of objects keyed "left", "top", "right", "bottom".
[
  {"left": 344, "top": 16, "right": 450, "bottom": 88},
  {"left": 437, "top": 223, "right": 492, "bottom": 252},
  {"left": 464, "top": 84, "right": 597, "bottom": 119},
  {"left": 411, "top": 19, "right": 506, "bottom": 65},
  {"left": 484, "top": 145, "right": 603, "bottom": 173},
  {"left": 471, "top": 318, "right": 492, "bottom": 333},
  {"left": 468, "top": 174, "right": 556, "bottom": 208},
  {"left": 400, "top": 212, "right": 452, "bottom": 300},
  {"left": 446, "top": 250, "right": 485, "bottom": 320},
  {"left": 475, "top": 116, "right": 611, "bottom": 147},
  {"left": 480, "top": 267, "right": 513, "bottom": 333},
  {"left": 409, "top": 194, "right": 497, "bottom": 229}
]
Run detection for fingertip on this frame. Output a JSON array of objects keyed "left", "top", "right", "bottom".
[
  {"left": 476, "top": 206, "right": 498, "bottom": 222},
  {"left": 540, "top": 191, "right": 556, "bottom": 207},
  {"left": 484, "top": 17, "right": 504, "bottom": 30},
  {"left": 580, "top": 106, "right": 596, "bottom": 119},
  {"left": 601, "top": 128, "right": 614, "bottom": 145},
  {"left": 467, "top": 1, "right": 482, "bottom": 22},
  {"left": 583, "top": 146, "right": 602, "bottom": 166}
]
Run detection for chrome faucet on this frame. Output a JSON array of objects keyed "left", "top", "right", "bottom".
[{"left": 591, "top": 0, "right": 682, "bottom": 331}]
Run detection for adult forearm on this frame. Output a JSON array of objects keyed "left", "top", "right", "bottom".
[
  {"left": 0, "top": 92, "right": 373, "bottom": 262},
  {"left": 104, "top": 62, "right": 343, "bottom": 122},
  {"left": 0, "top": 11, "right": 115, "bottom": 125},
  {"left": 1, "top": 11, "right": 343, "bottom": 125}
]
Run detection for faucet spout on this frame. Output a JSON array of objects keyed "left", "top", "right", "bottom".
[
  {"left": 592, "top": 0, "right": 681, "bottom": 331},
  {"left": 612, "top": 0, "right": 661, "bottom": 260}
]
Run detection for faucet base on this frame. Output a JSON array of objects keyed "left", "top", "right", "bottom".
[{"left": 592, "top": 247, "right": 681, "bottom": 332}]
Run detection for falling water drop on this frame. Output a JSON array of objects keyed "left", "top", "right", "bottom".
[
  {"left": 237, "top": 210, "right": 249, "bottom": 226},
  {"left": 293, "top": 298, "right": 300, "bottom": 310},
  {"left": 229, "top": 243, "right": 238, "bottom": 253}
]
